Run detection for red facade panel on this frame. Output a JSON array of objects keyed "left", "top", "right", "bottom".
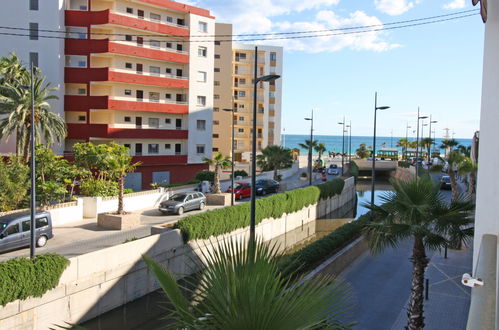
[
  {"left": 67, "top": 123, "right": 188, "bottom": 139},
  {"left": 64, "top": 96, "right": 188, "bottom": 114},
  {"left": 65, "top": 95, "right": 108, "bottom": 111},
  {"left": 136, "top": 0, "right": 214, "bottom": 18},
  {"left": 137, "top": 162, "right": 207, "bottom": 189}
]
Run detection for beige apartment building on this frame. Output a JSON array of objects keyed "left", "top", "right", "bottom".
[{"left": 213, "top": 23, "right": 283, "bottom": 161}]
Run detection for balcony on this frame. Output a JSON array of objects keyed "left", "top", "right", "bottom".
[
  {"left": 67, "top": 123, "right": 188, "bottom": 139},
  {"left": 65, "top": 67, "right": 188, "bottom": 88},
  {"left": 132, "top": 154, "right": 188, "bottom": 165},
  {"left": 65, "top": 9, "right": 189, "bottom": 36},
  {"left": 136, "top": 0, "right": 213, "bottom": 19},
  {"left": 65, "top": 38, "right": 189, "bottom": 63},
  {"left": 64, "top": 95, "right": 189, "bottom": 114}
]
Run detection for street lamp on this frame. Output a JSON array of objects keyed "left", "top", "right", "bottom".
[
  {"left": 304, "top": 110, "right": 314, "bottom": 186},
  {"left": 250, "top": 46, "right": 281, "bottom": 245},
  {"left": 415, "top": 107, "right": 428, "bottom": 177},
  {"left": 428, "top": 116, "right": 438, "bottom": 161},
  {"left": 20, "top": 62, "right": 36, "bottom": 259},
  {"left": 405, "top": 123, "right": 411, "bottom": 160},
  {"left": 222, "top": 107, "right": 236, "bottom": 206},
  {"left": 338, "top": 117, "right": 345, "bottom": 176},
  {"left": 346, "top": 122, "right": 352, "bottom": 163},
  {"left": 371, "top": 92, "right": 390, "bottom": 219}
]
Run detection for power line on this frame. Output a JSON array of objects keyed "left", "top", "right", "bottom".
[
  {"left": 0, "top": 12, "right": 478, "bottom": 43},
  {"left": 0, "top": 8, "right": 479, "bottom": 40}
]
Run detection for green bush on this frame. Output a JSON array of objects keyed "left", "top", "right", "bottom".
[
  {"left": 80, "top": 178, "right": 119, "bottom": 197},
  {"left": 0, "top": 254, "right": 69, "bottom": 306},
  {"left": 349, "top": 160, "right": 359, "bottom": 178},
  {"left": 279, "top": 215, "right": 369, "bottom": 277},
  {"left": 123, "top": 188, "right": 134, "bottom": 194},
  {"left": 398, "top": 161, "right": 411, "bottom": 168},
  {"left": 0, "top": 155, "right": 29, "bottom": 212},
  {"left": 195, "top": 170, "right": 215, "bottom": 183},
  {"left": 174, "top": 178, "right": 345, "bottom": 242},
  {"left": 187, "top": 179, "right": 201, "bottom": 184},
  {"left": 233, "top": 170, "right": 248, "bottom": 178}
]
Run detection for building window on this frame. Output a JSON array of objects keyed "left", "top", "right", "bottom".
[
  {"left": 213, "top": 107, "right": 219, "bottom": 112},
  {"left": 135, "top": 143, "right": 142, "bottom": 155},
  {"left": 29, "top": 52, "right": 38, "bottom": 67},
  {"left": 30, "top": 0, "right": 38, "bottom": 11},
  {"left": 198, "top": 46, "right": 207, "bottom": 57},
  {"left": 125, "top": 62, "right": 132, "bottom": 69},
  {"left": 78, "top": 115, "right": 86, "bottom": 122},
  {"left": 196, "top": 145, "right": 205, "bottom": 154},
  {"left": 150, "top": 66, "right": 160, "bottom": 76},
  {"left": 125, "top": 89, "right": 132, "bottom": 96},
  {"left": 150, "top": 13, "right": 161, "bottom": 22},
  {"left": 198, "top": 21, "right": 208, "bottom": 32},
  {"left": 197, "top": 96, "right": 206, "bottom": 106},
  {"left": 214, "top": 68, "right": 220, "bottom": 72},
  {"left": 125, "top": 35, "right": 132, "bottom": 42},
  {"left": 239, "top": 104, "right": 245, "bottom": 109},
  {"left": 197, "top": 120, "right": 206, "bottom": 131},
  {"left": 124, "top": 143, "right": 131, "bottom": 150},
  {"left": 238, "top": 128, "right": 244, "bottom": 133},
  {"left": 78, "top": 88, "right": 86, "bottom": 95},
  {"left": 177, "top": 18, "right": 185, "bottom": 26},
  {"left": 240, "top": 78, "right": 246, "bottom": 85},
  {"left": 270, "top": 66, "right": 276, "bottom": 73},
  {"left": 166, "top": 42, "right": 172, "bottom": 48},
  {"left": 213, "top": 134, "right": 219, "bottom": 138},
  {"left": 269, "top": 92, "right": 276, "bottom": 98},
  {"left": 126, "top": 7, "right": 133, "bottom": 14},
  {"left": 235, "top": 52, "right": 246, "bottom": 61},
  {"left": 213, "top": 120, "right": 219, "bottom": 125},
  {"left": 213, "top": 147, "right": 219, "bottom": 152},
  {"left": 29, "top": 23, "right": 38, "bottom": 40},
  {"left": 148, "top": 144, "right": 159, "bottom": 154},
  {"left": 165, "top": 93, "right": 172, "bottom": 100},
  {"left": 214, "top": 54, "right": 220, "bottom": 59},
  {"left": 165, "top": 118, "right": 171, "bottom": 124},
  {"left": 165, "top": 68, "right": 172, "bottom": 74},
  {"left": 270, "top": 52, "right": 277, "bottom": 61},
  {"left": 166, "top": 16, "right": 173, "bottom": 23},
  {"left": 176, "top": 44, "right": 183, "bottom": 52},
  {"left": 238, "top": 116, "right": 244, "bottom": 121},
  {"left": 150, "top": 40, "right": 160, "bottom": 49},
  {"left": 148, "top": 118, "right": 159, "bottom": 128},
  {"left": 214, "top": 81, "right": 220, "bottom": 86},
  {"left": 149, "top": 92, "right": 160, "bottom": 102},
  {"left": 238, "top": 91, "right": 246, "bottom": 97},
  {"left": 214, "top": 41, "right": 221, "bottom": 45},
  {"left": 175, "top": 143, "right": 182, "bottom": 154},
  {"left": 214, "top": 94, "right": 220, "bottom": 99},
  {"left": 165, "top": 144, "right": 171, "bottom": 149},
  {"left": 197, "top": 71, "right": 207, "bottom": 82}
]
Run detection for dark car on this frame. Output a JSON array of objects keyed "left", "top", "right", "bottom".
[
  {"left": 159, "top": 192, "right": 206, "bottom": 215},
  {"left": 0, "top": 211, "right": 54, "bottom": 253},
  {"left": 227, "top": 182, "right": 251, "bottom": 200},
  {"left": 440, "top": 176, "right": 451, "bottom": 190},
  {"left": 255, "top": 179, "right": 280, "bottom": 195}
]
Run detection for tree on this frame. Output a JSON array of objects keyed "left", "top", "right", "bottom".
[
  {"left": 458, "top": 157, "right": 478, "bottom": 198},
  {"left": 0, "top": 155, "right": 29, "bottom": 211},
  {"left": 431, "top": 150, "right": 464, "bottom": 201},
  {"left": 256, "top": 145, "right": 293, "bottom": 181},
  {"left": 143, "top": 239, "right": 351, "bottom": 329},
  {"left": 420, "top": 137, "right": 434, "bottom": 161},
  {"left": 0, "top": 54, "right": 66, "bottom": 161},
  {"left": 314, "top": 142, "right": 327, "bottom": 161},
  {"left": 363, "top": 177, "right": 474, "bottom": 330},
  {"left": 203, "top": 152, "right": 231, "bottom": 194},
  {"left": 356, "top": 143, "right": 369, "bottom": 159},
  {"left": 397, "top": 138, "right": 410, "bottom": 159},
  {"left": 440, "top": 139, "right": 459, "bottom": 158},
  {"left": 299, "top": 139, "right": 318, "bottom": 171},
  {"left": 457, "top": 144, "right": 471, "bottom": 157}
]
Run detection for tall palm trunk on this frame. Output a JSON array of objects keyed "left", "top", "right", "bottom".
[
  {"left": 448, "top": 169, "right": 459, "bottom": 201},
  {"left": 468, "top": 172, "right": 476, "bottom": 199},
  {"left": 117, "top": 175, "right": 124, "bottom": 214},
  {"left": 406, "top": 236, "right": 429, "bottom": 330},
  {"left": 213, "top": 164, "right": 221, "bottom": 194}
]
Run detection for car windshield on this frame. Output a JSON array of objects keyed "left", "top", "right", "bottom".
[
  {"left": 235, "top": 183, "right": 247, "bottom": 189},
  {"left": 442, "top": 177, "right": 450, "bottom": 182},
  {"left": 0, "top": 222, "right": 6, "bottom": 232},
  {"left": 169, "top": 194, "right": 187, "bottom": 202},
  {"left": 255, "top": 180, "right": 266, "bottom": 185}
]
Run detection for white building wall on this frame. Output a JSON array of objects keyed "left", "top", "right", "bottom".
[
  {"left": 0, "top": 0, "right": 66, "bottom": 155},
  {"left": 186, "top": 14, "right": 215, "bottom": 164},
  {"left": 473, "top": 0, "right": 499, "bottom": 267}
]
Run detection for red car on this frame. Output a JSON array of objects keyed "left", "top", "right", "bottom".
[{"left": 226, "top": 182, "right": 251, "bottom": 200}]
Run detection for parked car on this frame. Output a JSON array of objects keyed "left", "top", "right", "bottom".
[
  {"left": 0, "top": 211, "right": 53, "bottom": 253},
  {"left": 159, "top": 192, "right": 206, "bottom": 215},
  {"left": 327, "top": 164, "right": 340, "bottom": 175},
  {"left": 440, "top": 176, "right": 452, "bottom": 190},
  {"left": 226, "top": 182, "right": 251, "bottom": 200},
  {"left": 255, "top": 179, "right": 280, "bottom": 195}
]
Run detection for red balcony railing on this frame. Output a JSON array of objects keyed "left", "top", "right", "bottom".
[{"left": 67, "top": 123, "right": 188, "bottom": 140}]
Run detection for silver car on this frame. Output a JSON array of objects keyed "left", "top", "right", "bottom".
[{"left": 159, "top": 192, "right": 206, "bottom": 215}]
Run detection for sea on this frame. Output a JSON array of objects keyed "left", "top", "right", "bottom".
[{"left": 282, "top": 134, "right": 472, "bottom": 156}]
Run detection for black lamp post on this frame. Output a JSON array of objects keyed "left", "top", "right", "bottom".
[
  {"left": 222, "top": 107, "right": 236, "bottom": 206},
  {"left": 346, "top": 121, "right": 352, "bottom": 163},
  {"left": 304, "top": 110, "right": 314, "bottom": 186},
  {"left": 249, "top": 46, "right": 281, "bottom": 245},
  {"left": 405, "top": 123, "right": 411, "bottom": 160},
  {"left": 338, "top": 117, "right": 345, "bottom": 176},
  {"left": 415, "top": 107, "right": 428, "bottom": 177},
  {"left": 371, "top": 92, "right": 390, "bottom": 219}
]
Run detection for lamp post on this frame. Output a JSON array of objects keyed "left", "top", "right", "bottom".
[
  {"left": 346, "top": 121, "right": 352, "bottom": 163},
  {"left": 282, "top": 127, "right": 286, "bottom": 147},
  {"left": 371, "top": 92, "right": 390, "bottom": 219},
  {"left": 338, "top": 117, "right": 345, "bottom": 176},
  {"left": 405, "top": 123, "right": 411, "bottom": 160},
  {"left": 428, "top": 116, "right": 437, "bottom": 162},
  {"left": 250, "top": 46, "right": 281, "bottom": 245},
  {"left": 415, "top": 107, "right": 428, "bottom": 177},
  {"left": 304, "top": 110, "right": 314, "bottom": 186},
  {"left": 20, "top": 63, "right": 36, "bottom": 259},
  {"left": 222, "top": 107, "right": 236, "bottom": 206}
]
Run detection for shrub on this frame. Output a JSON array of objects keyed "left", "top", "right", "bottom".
[
  {"left": 0, "top": 254, "right": 69, "bottom": 306},
  {"left": 0, "top": 155, "right": 29, "bottom": 212},
  {"left": 195, "top": 170, "right": 215, "bottom": 183},
  {"left": 80, "top": 178, "right": 119, "bottom": 197},
  {"left": 233, "top": 170, "right": 248, "bottom": 178},
  {"left": 123, "top": 188, "right": 134, "bottom": 194},
  {"left": 398, "top": 161, "right": 411, "bottom": 168},
  {"left": 187, "top": 179, "right": 201, "bottom": 184},
  {"left": 349, "top": 160, "right": 359, "bottom": 178},
  {"left": 174, "top": 178, "right": 345, "bottom": 242}
]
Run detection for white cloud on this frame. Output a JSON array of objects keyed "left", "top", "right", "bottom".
[
  {"left": 373, "top": 0, "right": 420, "bottom": 16},
  {"left": 443, "top": 0, "right": 467, "bottom": 9},
  {"left": 188, "top": 0, "right": 400, "bottom": 53}
]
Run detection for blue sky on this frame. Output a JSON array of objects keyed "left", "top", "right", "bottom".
[{"left": 185, "top": 0, "right": 484, "bottom": 139}]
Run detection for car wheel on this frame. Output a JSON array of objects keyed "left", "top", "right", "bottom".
[
  {"left": 177, "top": 207, "right": 184, "bottom": 215},
  {"left": 36, "top": 235, "right": 48, "bottom": 248},
  {"left": 199, "top": 202, "right": 205, "bottom": 210}
]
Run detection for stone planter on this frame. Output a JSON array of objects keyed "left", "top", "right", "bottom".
[
  {"left": 299, "top": 175, "right": 308, "bottom": 181},
  {"left": 97, "top": 213, "right": 140, "bottom": 230},
  {"left": 206, "top": 193, "right": 231, "bottom": 206}
]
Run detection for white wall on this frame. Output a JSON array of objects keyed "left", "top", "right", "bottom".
[
  {"left": 187, "top": 14, "right": 215, "bottom": 164},
  {"left": 0, "top": 0, "right": 66, "bottom": 155}
]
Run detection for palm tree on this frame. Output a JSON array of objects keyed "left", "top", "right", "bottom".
[
  {"left": 299, "top": 139, "right": 319, "bottom": 172},
  {"left": 356, "top": 143, "right": 369, "bottom": 159},
  {"left": 397, "top": 138, "right": 409, "bottom": 159},
  {"left": 363, "top": 177, "right": 474, "bottom": 330},
  {"left": 143, "top": 239, "right": 351, "bottom": 329},
  {"left": 0, "top": 53, "right": 27, "bottom": 84},
  {"left": 257, "top": 145, "right": 293, "bottom": 181},
  {"left": 458, "top": 157, "right": 478, "bottom": 198},
  {"left": 314, "top": 142, "right": 327, "bottom": 161},
  {"left": 457, "top": 144, "right": 471, "bottom": 157},
  {"left": 203, "top": 152, "right": 231, "bottom": 194},
  {"left": 420, "top": 137, "right": 433, "bottom": 161},
  {"left": 0, "top": 57, "right": 66, "bottom": 161},
  {"left": 440, "top": 139, "right": 459, "bottom": 158},
  {"left": 431, "top": 150, "right": 464, "bottom": 201}
]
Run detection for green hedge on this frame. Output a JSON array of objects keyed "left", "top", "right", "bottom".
[
  {"left": 174, "top": 178, "right": 345, "bottom": 242},
  {"left": 279, "top": 214, "right": 369, "bottom": 277},
  {"left": 0, "top": 254, "right": 69, "bottom": 306},
  {"left": 349, "top": 160, "right": 359, "bottom": 178}
]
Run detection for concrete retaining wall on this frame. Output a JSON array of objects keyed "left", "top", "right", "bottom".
[
  {"left": 0, "top": 177, "right": 356, "bottom": 329},
  {"left": 47, "top": 199, "right": 84, "bottom": 226}
]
